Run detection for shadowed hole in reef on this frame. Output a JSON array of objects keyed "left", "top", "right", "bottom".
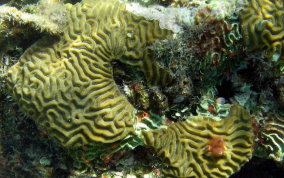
[
  {"left": 112, "top": 60, "right": 145, "bottom": 88},
  {"left": 0, "top": 0, "right": 9, "bottom": 5},
  {"left": 230, "top": 157, "right": 284, "bottom": 178},
  {"left": 62, "top": 0, "right": 82, "bottom": 5},
  {"left": 216, "top": 80, "right": 235, "bottom": 101}
]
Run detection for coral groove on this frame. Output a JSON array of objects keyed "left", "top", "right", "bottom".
[
  {"left": 6, "top": 0, "right": 172, "bottom": 147},
  {"left": 260, "top": 115, "right": 284, "bottom": 162},
  {"left": 143, "top": 105, "right": 253, "bottom": 177},
  {"left": 240, "top": 0, "right": 284, "bottom": 62}
]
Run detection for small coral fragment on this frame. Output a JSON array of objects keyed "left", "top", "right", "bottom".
[
  {"left": 142, "top": 105, "right": 253, "bottom": 177},
  {"left": 6, "top": 0, "right": 172, "bottom": 147}
]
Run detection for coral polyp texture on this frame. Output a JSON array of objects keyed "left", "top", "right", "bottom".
[
  {"left": 260, "top": 115, "right": 284, "bottom": 162},
  {"left": 142, "top": 105, "right": 253, "bottom": 178},
  {"left": 240, "top": 0, "right": 284, "bottom": 62},
  {"left": 6, "top": 0, "right": 172, "bottom": 147}
]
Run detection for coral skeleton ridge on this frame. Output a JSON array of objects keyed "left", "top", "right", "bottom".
[
  {"left": 260, "top": 115, "right": 284, "bottom": 162},
  {"left": 240, "top": 0, "right": 284, "bottom": 62},
  {"left": 6, "top": 0, "right": 172, "bottom": 147},
  {"left": 142, "top": 105, "right": 253, "bottom": 178}
]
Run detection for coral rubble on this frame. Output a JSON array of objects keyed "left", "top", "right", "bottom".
[{"left": 142, "top": 105, "right": 253, "bottom": 177}]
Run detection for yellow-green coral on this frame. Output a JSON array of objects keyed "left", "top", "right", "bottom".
[
  {"left": 240, "top": 0, "right": 284, "bottom": 62},
  {"left": 6, "top": 0, "right": 172, "bottom": 147},
  {"left": 142, "top": 105, "right": 253, "bottom": 177}
]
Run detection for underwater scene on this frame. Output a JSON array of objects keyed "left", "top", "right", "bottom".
[{"left": 0, "top": 0, "right": 284, "bottom": 177}]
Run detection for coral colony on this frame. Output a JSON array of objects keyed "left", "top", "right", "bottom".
[{"left": 0, "top": 0, "right": 284, "bottom": 177}]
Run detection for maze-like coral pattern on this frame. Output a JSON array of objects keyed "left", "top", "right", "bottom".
[
  {"left": 260, "top": 115, "right": 284, "bottom": 162},
  {"left": 6, "top": 0, "right": 172, "bottom": 147},
  {"left": 143, "top": 105, "right": 253, "bottom": 177},
  {"left": 240, "top": 0, "right": 284, "bottom": 62}
]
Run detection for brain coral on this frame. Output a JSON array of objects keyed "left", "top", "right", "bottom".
[
  {"left": 142, "top": 105, "right": 253, "bottom": 177},
  {"left": 6, "top": 0, "right": 172, "bottom": 147},
  {"left": 240, "top": 0, "right": 284, "bottom": 62},
  {"left": 260, "top": 115, "right": 284, "bottom": 162}
]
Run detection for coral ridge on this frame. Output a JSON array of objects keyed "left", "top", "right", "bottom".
[{"left": 6, "top": 0, "right": 171, "bottom": 147}]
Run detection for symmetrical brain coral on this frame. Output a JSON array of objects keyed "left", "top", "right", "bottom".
[
  {"left": 6, "top": 0, "right": 172, "bottom": 147},
  {"left": 142, "top": 105, "right": 253, "bottom": 177},
  {"left": 240, "top": 0, "right": 284, "bottom": 62}
]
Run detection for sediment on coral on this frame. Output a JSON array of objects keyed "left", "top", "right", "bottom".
[
  {"left": 0, "top": 0, "right": 70, "bottom": 75},
  {"left": 6, "top": 0, "right": 173, "bottom": 147},
  {"left": 0, "top": 3, "right": 67, "bottom": 35},
  {"left": 142, "top": 105, "right": 253, "bottom": 177},
  {"left": 0, "top": 0, "right": 38, "bottom": 8}
]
